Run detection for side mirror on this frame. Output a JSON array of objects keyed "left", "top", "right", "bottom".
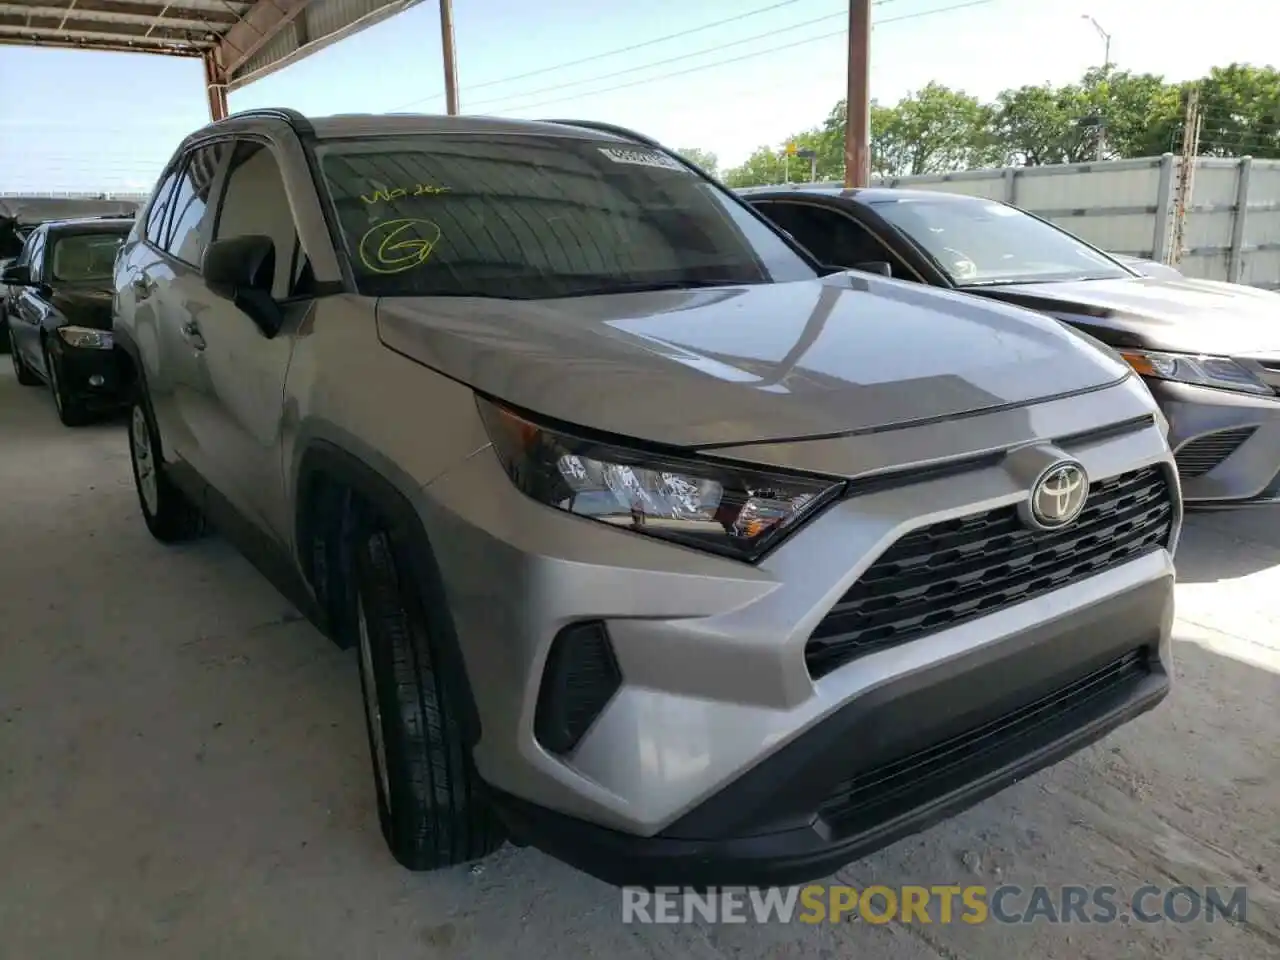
[
  {"left": 853, "top": 260, "right": 893, "bottom": 278},
  {"left": 2, "top": 263, "right": 31, "bottom": 286},
  {"left": 203, "top": 235, "right": 282, "bottom": 337}
]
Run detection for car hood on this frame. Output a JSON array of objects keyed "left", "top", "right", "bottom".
[
  {"left": 51, "top": 285, "right": 114, "bottom": 330},
  {"left": 376, "top": 274, "right": 1131, "bottom": 448},
  {"left": 972, "top": 275, "right": 1280, "bottom": 355}
]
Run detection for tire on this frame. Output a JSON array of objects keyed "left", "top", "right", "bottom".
[
  {"left": 127, "top": 395, "right": 206, "bottom": 543},
  {"left": 352, "top": 519, "right": 505, "bottom": 871},
  {"left": 9, "top": 329, "right": 39, "bottom": 386},
  {"left": 44, "top": 343, "right": 89, "bottom": 426}
]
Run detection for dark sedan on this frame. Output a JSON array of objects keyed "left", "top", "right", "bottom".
[
  {"left": 4, "top": 216, "right": 131, "bottom": 426},
  {"left": 742, "top": 184, "right": 1280, "bottom": 507}
]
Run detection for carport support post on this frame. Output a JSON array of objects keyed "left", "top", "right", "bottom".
[
  {"left": 203, "top": 51, "right": 229, "bottom": 122},
  {"left": 1229, "top": 156, "right": 1253, "bottom": 283},
  {"left": 439, "top": 0, "right": 460, "bottom": 115},
  {"left": 843, "top": 0, "right": 871, "bottom": 188}
]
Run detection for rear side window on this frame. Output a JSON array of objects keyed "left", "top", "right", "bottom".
[
  {"left": 161, "top": 142, "right": 230, "bottom": 266},
  {"left": 144, "top": 166, "right": 182, "bottom": 247}
]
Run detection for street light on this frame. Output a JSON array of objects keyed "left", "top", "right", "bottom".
[{"left": 1081, "top": 14, "right": 1111, "bottom": 68}]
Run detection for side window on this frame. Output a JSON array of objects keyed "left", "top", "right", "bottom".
[
  {"left": 162, "top": 141, "right": 230, "bottom": 266},
  {"left": 756, "top": 201, "right": 898, "bottom": 275},
  {"left": 27, "top": 231, "right": 47, "bottom": 281},
  {"left": 14, "top": 229, "right": 39, "bottom": 266},
  {"left": 213, "top": 140, "right": 308, "bottom": 299},
  {"left": 144, "top": 166, "right": 182, "bottom": 248}
]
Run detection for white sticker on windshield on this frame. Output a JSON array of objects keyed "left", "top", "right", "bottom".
[{"left": 598, "top": 146, "right": 685, "bottom": 171}]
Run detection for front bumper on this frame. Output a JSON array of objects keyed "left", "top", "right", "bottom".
[
  {"left": 1152, "top": 378, "right": 1280, "bottom": 505},
  {"left": 493, "top": 585, "right": 1171, "bottom": 887},
  {"left": 416, "top": 381, "right": 1177, "bottom": 886},
  {"left": 48, "top": 337, "right": 129, "bottom": 407}
]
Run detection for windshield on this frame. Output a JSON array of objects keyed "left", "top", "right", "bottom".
[
  {"left": 316, "top": 134, "right": 817, "bottom": 299},
  {"left": 50, "top": 232, "right": 125, "bottom": 283},
  {"left": 870, "top": 198, "right": 1131, "bottom": 286}
]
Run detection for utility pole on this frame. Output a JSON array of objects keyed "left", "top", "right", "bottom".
[
  {"left": 439, "top": 0, "right": 460, "bottom": 115},
  {"left": 844, "top": 0, "right": 871, "bottom": 188},
  {"left": 1168, "top": 86, "right": 1203, "bottom": 265}
]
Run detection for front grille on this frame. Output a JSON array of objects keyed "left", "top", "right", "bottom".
[
  {"left": 816, "top": 648, "right": 1151, "bottom": 832},
  {"left": 805, "top": 466, "right": 1174, "bottom": 678},
  {"left": 1173, "top": 427, "right": 1256, "bottom": 479}
]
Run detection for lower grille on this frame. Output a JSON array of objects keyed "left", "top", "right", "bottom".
[
  {"left": 1174, "top": 427, "right": 1256, "bottom": 479},
  {"left": 534, "top": 621, "right": 622, "bottom": 756},
  {"left": 817, "top": 648, "right": 1151, "bottom": 832},
  {"left": 806, "top": 466, "right": 1174, "bottom": 678}
]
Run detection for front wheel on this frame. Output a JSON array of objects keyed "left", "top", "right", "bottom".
[
  {"left": 127, "top": 398, "right": 205, "bottom": 543},
  {"left": 352, "top": 521, "right": 505, "bottom": 871},
  {"left": 10, "top": 329, "right": 39, "bottom": 385},
  {"left": 44, "top": 344, "right": 88, "bottom": 426}
]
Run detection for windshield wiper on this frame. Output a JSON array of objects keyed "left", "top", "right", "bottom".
[
  {"left": 558, "top": 278, "right": 756, "bottom": 298},
  {"left": 961, "top": 275, "right": 1117, "bottom": 288}
]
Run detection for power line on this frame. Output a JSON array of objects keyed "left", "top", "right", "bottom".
[
  {"left": 463, "top": 8, "right": 851, "bottom": 112},
  {"left": 491, "top": 0, "right": 996, "bottom": 117},
  {"left": 389, "top": 0, "right": 816, "bottom": 111}
]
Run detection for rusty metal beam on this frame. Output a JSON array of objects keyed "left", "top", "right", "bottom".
[
  {"left": 203, "top": 48, "right": 228, "bottom": 121},
  {"left": 0, "top": 32, "right": 202, "bottom": 53},
  {"left": 0, "top": 2, "right": 238, "bottom": 30},
  {"left": 215, "top": 0, "right": 311, "bottom": 79},
  {"left": 0, "top": 11, "right": 211, "bottom": 42}
]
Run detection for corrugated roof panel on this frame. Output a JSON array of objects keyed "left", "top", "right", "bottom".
[{"left": 228, "top": 0, "right": 420, "bottom": 88}]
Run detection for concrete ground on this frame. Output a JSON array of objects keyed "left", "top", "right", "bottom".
[{"left": 0, "top": 361, "right": 1277, "bottom": 960}]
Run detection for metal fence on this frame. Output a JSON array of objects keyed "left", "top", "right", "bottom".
[{"left": 867, "top": 155, "right": 1280, "bottom": 289}]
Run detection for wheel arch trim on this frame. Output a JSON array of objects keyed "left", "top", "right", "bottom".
[{"left": 294, "top": 437, "right": 484, "bottom": 747}]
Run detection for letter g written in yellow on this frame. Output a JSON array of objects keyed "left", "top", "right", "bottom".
[{"left": 798, "top": 885, "right": 826, "bottom": 924}]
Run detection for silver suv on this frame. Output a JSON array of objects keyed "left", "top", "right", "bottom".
[{"left": 112, "top": 110, "right": 1181, "bottom": 888}]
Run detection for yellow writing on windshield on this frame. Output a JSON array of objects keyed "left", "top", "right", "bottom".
[
  {"left": 360, "top": 184, "right": 450, "bottom": 205},
  {"left": 358, "top": 218, "right": 442, "bottom": 275}
]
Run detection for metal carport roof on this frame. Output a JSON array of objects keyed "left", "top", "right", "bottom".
[{"left": 0, "top": 0, "right": 426, "bottom": 117}]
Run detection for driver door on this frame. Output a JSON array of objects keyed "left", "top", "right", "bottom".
[{"left": 168, "top": 137, "right": 310, "bottom": 543}]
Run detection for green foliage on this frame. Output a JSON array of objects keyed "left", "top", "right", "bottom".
[
  {"left": 709, "top": 62, "right": 1280, "bottom": 187},
  {"left": 674, "top": 147, "right": 720, "bottom": 178}
]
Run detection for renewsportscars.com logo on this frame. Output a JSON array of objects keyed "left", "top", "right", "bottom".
[{"left": 621, "top": 885, "right": 1250, "bottom": 926}]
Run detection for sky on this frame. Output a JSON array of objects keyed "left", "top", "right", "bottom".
[{"left": 0, "top": 0, "right": 1277, "bottom": 193}]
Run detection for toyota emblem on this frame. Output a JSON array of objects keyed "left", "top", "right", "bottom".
[{"left": 1028, "top": 461, "right": 1089, "bottom": 529}]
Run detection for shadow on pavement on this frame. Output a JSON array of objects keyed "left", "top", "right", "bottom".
[{"left": 1175, "top": 511, "right": 1280, "bottom": 584}]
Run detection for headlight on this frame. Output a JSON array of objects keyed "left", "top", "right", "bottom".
[
  {"left": 477, "top": 398, "right": 844, "bottom": 562},
  {"left": 1119, "top": 349, "right": 1272, "bottom": 396},
  {"left": 57, "top": 326, "right": 113, "bottom": 350}
]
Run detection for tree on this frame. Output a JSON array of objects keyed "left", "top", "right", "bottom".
[
  {"left": 675, "top": 147, "right": 720, "bottom": 178},
  {"left": 1078, "top": 67, "right": 1183, "bottom": 160},
  {"left": 821, "top": 84, "right": 1003, "bottom": 179},
  {"left": 721, "top": 128, "right": 841, "bottom": 188},
  {"left": 991, "top": 83, "right": 1086, "bottom": 166},
  {"left": 720, "top": 61, "right": 1280, "bottom": 188},
  {"left": 1194, "top": 64, "right": 1280, "bottom": 157}
]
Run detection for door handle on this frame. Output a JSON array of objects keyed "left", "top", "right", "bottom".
[
  {"left": 180, "top": 320, "right": 206, "bottom": 351},
  {"left": 131, "top": 274, "right": 152, "bottom": 300}
]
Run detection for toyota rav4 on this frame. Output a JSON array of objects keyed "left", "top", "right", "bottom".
[{"left": 112, "top": 109, "right": 1181, "bottom": 888}]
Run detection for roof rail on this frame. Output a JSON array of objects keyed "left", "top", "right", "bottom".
[
  {"left": 216, "top": 107, "right": 315, "bottom": 137},
  {"left": 539, "top": 119, "right": 663, "bottom": 149}
]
